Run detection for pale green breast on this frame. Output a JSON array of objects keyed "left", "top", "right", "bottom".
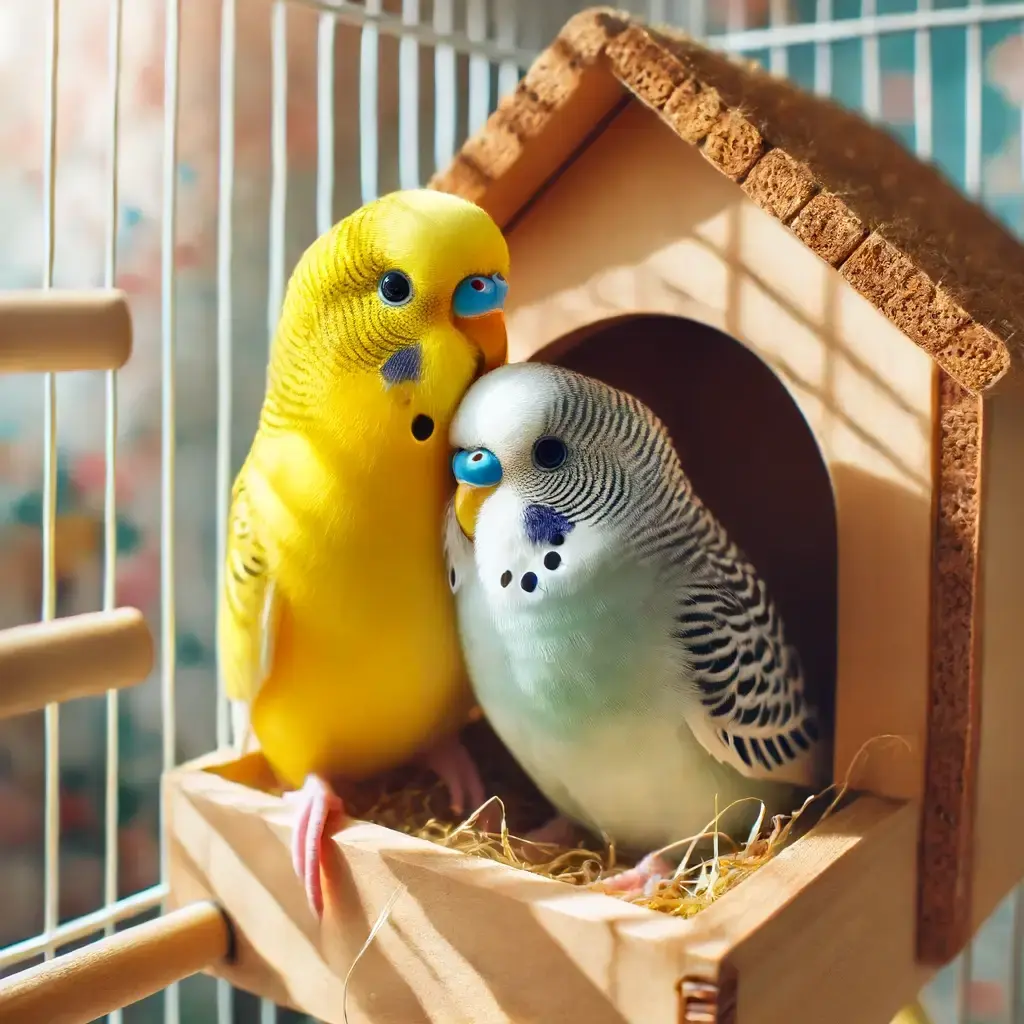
[{"left": 456, "top": 563, "right": 799, "bottom": 850}]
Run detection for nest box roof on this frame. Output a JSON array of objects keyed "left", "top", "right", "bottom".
[{"left": 430, "top": 6, "right": 1024, "bottom": 395}]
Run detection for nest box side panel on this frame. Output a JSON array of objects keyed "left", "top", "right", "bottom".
[
  {"left": 970, "top": 389, "right": 1024, "bottom": 933},
  {"left": 502, "top": 99, "right": 936, "bottom": 805},
  {"left": 692, "top": 798, "right": 931, "bottom": 1024}
]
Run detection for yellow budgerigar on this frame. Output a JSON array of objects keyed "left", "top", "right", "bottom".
[{"left": 220, "top": 189, "right": 509, "bottom": 917}]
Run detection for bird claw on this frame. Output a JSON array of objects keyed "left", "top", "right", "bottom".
[
  {"left": 596, "top": 852, "right": 674, "bottom": 898},
  {"left": 524, "top": 815, "right": 578, "bottom": 848},
  {"left": 284, "top": 774, "right": 345, "bottom": 919},
  {"left": 419, "top": 735, "right": 487, "bottom": 821}
]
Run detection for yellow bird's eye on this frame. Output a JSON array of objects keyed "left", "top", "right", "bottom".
[{"left": 378, "top": 270, "right": 414, "bottom": 307}]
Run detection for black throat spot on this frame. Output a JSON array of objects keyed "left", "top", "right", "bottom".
[{"left": 411, "top": 414, "right": 435, "bottom": 441}]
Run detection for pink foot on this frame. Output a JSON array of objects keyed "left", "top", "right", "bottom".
[
  {"left": 283, "top": 774, "right": 345, "bottom": 918},
  {"left": 419, "top": 735, "right": 486, "bottom": 819},
  {"left": 525, "top": 815, "right": 578, "bottom": 848},
  {"left": 596, "top": 852, "right": 674, "bottom": 898},
  {"left": 515, "top": 815, "right": 580, "bottom": 864}
]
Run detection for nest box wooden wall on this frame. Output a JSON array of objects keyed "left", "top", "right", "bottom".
[{"left": 431, "top": 6, "right": 1024, "bottom": 966}]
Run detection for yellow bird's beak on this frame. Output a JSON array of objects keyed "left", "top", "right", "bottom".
[
  {"left": 457, "top": 310, "right": 507, "bottom": 374},
  {"left": 454, "top": 482, "right": 498, "bottom": 540}
]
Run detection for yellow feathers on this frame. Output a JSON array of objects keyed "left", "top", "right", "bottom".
[
  {"left": 219, "top": 189, "right": 509, "bottom": 789},
  {"left": 261, "top": 189, "right": 509, "bottom": 446},
  {"left": 889, "top": 1000, "right": 934, "bottom": 1024}
]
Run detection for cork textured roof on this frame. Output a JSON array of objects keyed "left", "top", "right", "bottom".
[{"left": 430, "top": 7, "right": 1024, "bottom": 395}]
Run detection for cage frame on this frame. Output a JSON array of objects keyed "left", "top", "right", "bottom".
[{"left": 3, "top": 5, "right": 1024, "bottom": 1024}]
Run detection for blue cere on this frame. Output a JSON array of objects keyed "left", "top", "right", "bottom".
[
  {"left": 452, "top": 273, "right": 508, "bottom": 318},
  {"left": 453, "top": 448, "right": 503, "bottom": 487},
  {"left": 523, "top": 504, "right": 574, "bottom": 547}
]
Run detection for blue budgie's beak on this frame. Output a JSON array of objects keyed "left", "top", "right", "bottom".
[{"left": 452, "top": 448, "right": 502, "bottom": 540}]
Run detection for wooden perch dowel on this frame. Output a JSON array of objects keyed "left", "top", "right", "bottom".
[
  {"left": 0, "top": 901, "right": 232, "bottom": 1024},
  {"left": 0, "top": 289, "right": 132, "bottom": 373},
  {"left": 0, "top": 608, "right": 154, "bottom": 720}
]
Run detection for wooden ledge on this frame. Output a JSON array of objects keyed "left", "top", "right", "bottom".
[
  {"left": 166, "top": 751, "right": 931, "bottom": 1024},
  {"left": 0, "top": 289, "right": 132, "bottom": 374},
  {"left": 0, "top": 608, "right": 154, "bottom": 720}
]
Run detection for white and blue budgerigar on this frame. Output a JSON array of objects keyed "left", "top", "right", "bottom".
[{"left": 443, "top": 361, "right": 830, "bottom": 892}]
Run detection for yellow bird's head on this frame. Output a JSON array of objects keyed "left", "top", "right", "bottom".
[{"left": 265, "top": 189, "right": 510, "bottom": 450}]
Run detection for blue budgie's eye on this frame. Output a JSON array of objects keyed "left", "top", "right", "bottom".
[
  {"left": 378, "top": 270, "right": 414, "bottom": 307},
  {"left": 453, "top": 273, "right": 508, "bottom": 318},
  {"left": 532, "top": 436, "right": 567, "bottom": 471},
  {"left": 453, "top": 447, "right": 503, "bottom": 487}
]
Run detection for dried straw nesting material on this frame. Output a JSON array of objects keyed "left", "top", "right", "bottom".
[
  {"left": 342, "top": 732, "right": 905, "bottom": 920},
  {"left": 362, "top": 782, "right": 839, "bottom": 918},
  {"left": 332, "top": 735, "right": 908, "bottom": 1021}
]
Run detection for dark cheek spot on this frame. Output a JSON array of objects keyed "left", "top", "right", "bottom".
[
  {"left": 521, "top": 572, "right": 538, "bottom": 593},
  {"left": 411, "top": 414, "right": 434, "bottom": 441},
  {"left": 500, "top": 570, "right": 512, "bottom": 588},
  {"left": 551, "top": 534, "right": 565, "bottom": 547},
  {"left": 543, "top": 552, "right": 561, "bottom": 570}
]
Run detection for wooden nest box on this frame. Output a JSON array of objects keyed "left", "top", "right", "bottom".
[{"left": 166, "top": 9, "right": 1024, "bottom": 1024}]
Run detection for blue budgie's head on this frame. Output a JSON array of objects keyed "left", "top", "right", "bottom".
[{"left": 448, "top": 362, "right": 685, "bottom": 568}]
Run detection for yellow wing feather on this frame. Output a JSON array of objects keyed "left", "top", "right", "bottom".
[{"left": 219, "top": 462, "right": 281, "bottom": 710}]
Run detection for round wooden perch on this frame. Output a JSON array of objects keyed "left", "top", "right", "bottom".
[
  {"left": 0, "top": 289, "right": 132, "bottom": 374},
  {"left": 0, "top": 608, "right": 154, "bottom": 720},
  {"left": 0, "top": 901, "right": 232, "bottom": 1024}
]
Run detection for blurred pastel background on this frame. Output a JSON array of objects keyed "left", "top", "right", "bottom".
[{"left": 0, "top": 0, "right": 1020, "bottom": 1021}]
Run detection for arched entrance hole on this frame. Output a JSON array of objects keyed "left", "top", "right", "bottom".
[{"left": 533, "top": 314, "right": 839, "bottom": 736}]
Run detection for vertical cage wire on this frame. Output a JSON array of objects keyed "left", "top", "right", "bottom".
[
  {"left": 399, "top": 0, "right": 421, "bottom": 190},
  {"left": 727, "top": 0, "right": 746, "bottom": 37},
  {"left": 215, "top": 1, "right": 238, "bottom": 1019},
  {"left": 269, "top": 1, "right": 289, "bottom": 340},
  {"left": 216, "top": 0, "right": 236, "bottom": 755},
  {"left": 467, "top": 0, "right": 491, "bottom": 135},
  {"left": 160, "top": 0, "right": 182, "bottom": 1021},
  {"left": 688, "top": 0, "right": 707, "bottom": 48},
  {"left": 434, "top": 0, "right": 457, "bottom": 174},
  {"left": 360, "top": 0, "right": 381, "bottom": 206},
  {"left": 103, "top": 0, "right": 124, "bottom": 1017},
  {"left": 861, "top": 0, "right": 882, "bottom": 122},
  {"left": 40, "top": 0, "right": 61, "bottom": 963},
  {"left": 1012, "top": 886, "right": 1024, "bottom": 1024},
  {"left": 964, "top": 0, "right": 983, "bottom": 198},
  {"left": 769, "top": 0, "right": 788, "bottom": 78},
  {"left": 495, "top": 2, "right": 519, "bottom": 99},
  {"left": 956, "top": 936, "right": 974, "bottom": 1024},
  {"left": 264, "top": 6, "right": 291, "bottom": 1022},
  {"left": 814, "top": 0, "right": 833, "bottom": 97},
  {"left": 914, "top": 0, "right": 933, "bottom": 161},
  {"left": 317, "top": 6, "right": 337, "bottom": 234}
]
